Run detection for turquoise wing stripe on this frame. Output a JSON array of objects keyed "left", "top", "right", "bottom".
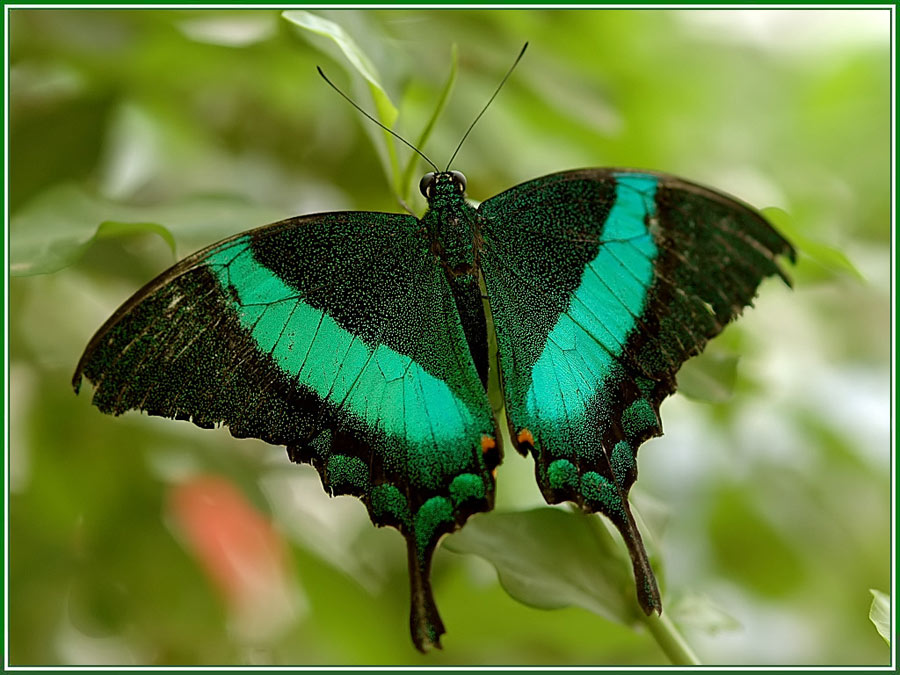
[
  {"left": 525, "top": 174, "right": 659, "bottom": 424},
  {"left": 206, "top": 236, "right": 475, "bottom": 447}
]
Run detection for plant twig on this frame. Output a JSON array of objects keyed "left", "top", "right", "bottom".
[
  {"left": 641, "top": 609, "right": 701, "bottom": 665},
  {"left": 580, "top": 508, "right": 702, "bottom": 665}
]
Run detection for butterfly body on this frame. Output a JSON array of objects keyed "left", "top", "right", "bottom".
[
  {"left": 74, "top": 167, "right": 794, "bottom": 652},
  {"left": 420, "top": 170, "right": 479, "bottom": 278}
]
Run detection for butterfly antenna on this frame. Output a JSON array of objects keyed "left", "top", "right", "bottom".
[
  {"left": 317, "top": 66, "right": 439, "bottom": 173},
  {"left": 444, "top": 42, "right": 528, "bottom": 172}
]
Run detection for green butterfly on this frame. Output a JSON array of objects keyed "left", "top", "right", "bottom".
[{"left": 73, "top": 50, "right": 795, "bottom": 652}]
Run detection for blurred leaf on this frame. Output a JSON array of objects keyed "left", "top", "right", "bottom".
[
  {"left": 282, "top": 10, "right": 402, "bottom": 197},
  {"left": 762, "top": 206, "right": 864, "bottom": 281},
  {"left": 868, "top": 589, "right": 890, "bottom": 645},
  {"left": 631, "top": 493, "right": 670, "bottom": 545},
  {"left": 444, "top": 508, "right": 641, "bottom": 626},
  {"left": 10, "top": 87, "right": 112, "bottom": 213},
  {"left": 11, "top": 184, "right": 175, "bottom": 276},
  {"left": 677, "top": 350, "right": 739, "bottom": 403},
  {"left": 10, "top": 183, "right": 287, "bottom": 276},
  {"left": 708, "top": 486, "right": 805, "bottom": 598},
  {"left": 669, "top": 592, "right": 741, "bottom": 636},
  {"left": 176, "top": 14, "right": 276, "bottom": 47},
  {"left": 98, "top": 102, "right": 163, "bottom": 201},
  {"left": 282, "top": 10, "right": 397, "bottom": 127}
]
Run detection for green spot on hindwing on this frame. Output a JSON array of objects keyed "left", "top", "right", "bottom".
[
  {"left": 415, "top": 496, "right": 454, "bottom": 558},
  {"left": 370, "top": 483, "right": 411, "bottom": 528},
  {"left": 548, "top": 459, "right": 579, "bottom": 492},
  {"left": 611, "top": 441, "right": 635, "bottom": 487},
  {"left": 635, "top": 376, "right": 656, "bottom": 398},
  {"left": 309, "top": 429, "right": 332, "bottom": 462},
  {"left": 326, "top": 454, "right": 369, "bottom": 493},
  {"left": 449, "top": 473, "right": 485, "bottom": 506},
  {"left": 623, "top": 398, "right": 658, "bottom": 438},
  {"left": 580, "top": 472, "right": 625, "bottom": 518}
]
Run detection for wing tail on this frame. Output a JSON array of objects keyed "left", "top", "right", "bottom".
[
  {"left": 407, "top": 536, "right": 446, "bottom": 652},
  {"left": 615, "top": 500, "right": 661, "bottom": 615}
]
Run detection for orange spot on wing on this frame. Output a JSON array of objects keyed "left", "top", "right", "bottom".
[
  {"left": 481, "top": 435, "right": 496, "bottom": 453},
  {"left": 517, "top": 429, "right": 535, "bottom": 447}
]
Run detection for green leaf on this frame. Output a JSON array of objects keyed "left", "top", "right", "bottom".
[
  {"left": 669, "top": 591, "right": 740, "bottom": 635},
  {"left": 282, "top": 10, "right": 401, "bottom": 195},
  {"left": 444, "top": 507, "right": 641, "bottom": 626},
  {"left": 11, "top": 184, "right": 175, "bottom": 276},
  {"left": 868, "top": 588, "right": 891, "bottom": 645},
  {"left": 282, "top": 10, "right": 397, "bottom": 128},
  {"left": 761, "top": 206, "right": 864, "bottom": 281},
  {"left": 677, "top": 350, "right": 739, "bottom": 403},
  {"left": 10, "top": 183, "right": 286, "bottom": 276}
]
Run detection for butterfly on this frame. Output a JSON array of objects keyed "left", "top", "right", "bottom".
[{"left": 73, "top": 49, "right": 795, "bottom": 652}]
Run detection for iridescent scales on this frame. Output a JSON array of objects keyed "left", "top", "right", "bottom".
[
  {"left": 206, "top": 236, "right": 479, "bottom": 451},
  {"left": 74, "top": 164, "right": 794, "bottom": 651}
]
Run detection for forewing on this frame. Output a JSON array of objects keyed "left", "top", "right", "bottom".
[
  {"left": 478, "top": 168, "right": 795, "bottom": 612},
  {"left": 73, "top": 211, "right": 497, "bottom": 651}
]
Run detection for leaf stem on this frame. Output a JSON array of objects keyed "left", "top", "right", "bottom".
[
  {"left": 580, "top": 510, "right": 701, "bottom": 665},
  {"left": 640, "top": 610, "right": 701, "bottom": 666}
]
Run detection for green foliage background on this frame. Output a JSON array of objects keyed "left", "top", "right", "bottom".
[{"left": 8, "top": 8, "right": 892, "bottom": 666}]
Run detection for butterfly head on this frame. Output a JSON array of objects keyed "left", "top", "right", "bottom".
[{"left": 419, "top": 171, "right": 467, "bottom": 202}]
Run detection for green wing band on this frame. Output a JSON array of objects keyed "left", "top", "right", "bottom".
[
  {"left": 524, "top": 175, "right": 659, "bottom": 426},
  {"left": 207, "top": 236, "right": 478, "bottom": 451}
]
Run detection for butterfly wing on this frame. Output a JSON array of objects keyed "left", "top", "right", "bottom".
[
  {"left": 477, "top": 168, "right": 795, "bottom": 613},
  {"left": 73, "top": 211, "right": 497, "bottom": 651}
]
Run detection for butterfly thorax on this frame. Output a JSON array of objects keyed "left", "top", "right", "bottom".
[{"left": 419, "top": 171, "right": 480, "bottom": 279}]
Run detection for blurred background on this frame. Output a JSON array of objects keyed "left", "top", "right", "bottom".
[{"left": 7, "top": 8, "right": 892, "bottom": 666}]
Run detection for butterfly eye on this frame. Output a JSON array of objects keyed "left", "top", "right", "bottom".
[
  {"left": 419, "top": 172, "right": 437, "bottom": 198},
  {"left": 450, "top": 171, "right": 467, "bottom": 194}
]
